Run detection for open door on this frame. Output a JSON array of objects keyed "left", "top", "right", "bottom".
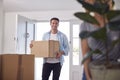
[{"left": 17, "top": 15, "right": 35, "bottom": 54}]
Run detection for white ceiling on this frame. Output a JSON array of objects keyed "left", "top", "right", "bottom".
[
  {"left": 2, "top": 0, "right": 120, "bottom": 21},
  {"left": 3, "top": 0, "right": 120, "bottom": 12},
  {"left": 3, "top": 0, "right": 82, "bottom": 12}
]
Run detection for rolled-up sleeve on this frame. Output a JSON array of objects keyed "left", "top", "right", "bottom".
[
  {"left": 80, "top": 22, "right": 88, "bottom": 32},
  {"left": 62, "top": 35, "right": 69, "bottom": 56},
  {"left": 59, "top": 33, "right": 70, "bottom": 56}
]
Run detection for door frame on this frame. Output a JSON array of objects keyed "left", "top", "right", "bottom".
[{"left": 69, "top": 20, "right": 83, "bottom": 80}]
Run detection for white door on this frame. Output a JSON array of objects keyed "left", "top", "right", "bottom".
[
  {"left": 25, "top": 22, "right": 35, "bottom": 53},
  {"left": 69, "top": 20, "right": 83, "bottom": 80},
  {"left": 17, "top": 15, "right": 35, "bottom": 54}
]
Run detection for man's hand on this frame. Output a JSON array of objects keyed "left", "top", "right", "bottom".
[
  {"left": 56, "top": 51, "right": 64, "bottom": 58},
  {"left": 30, "top": 40, "right": 34, "bottom": 48},
  {"left": 30, "top": 44, "right": 33, "bottom": 48}
]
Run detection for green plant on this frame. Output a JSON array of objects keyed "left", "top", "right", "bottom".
[{"left": 74, "top": 0, "right": 120, "bottom": 66}]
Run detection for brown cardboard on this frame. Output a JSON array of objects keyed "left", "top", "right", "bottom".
[
  {"left": 31, "top": 40, "right": 59, "bottom": 57},
  {"left": 0, "top": 54, "right": 34, "bottom": 80},
  {"left": 2, "top": 54, "right": 18, "bottom": 80},
  {"left": 21, "top": 55, "right": 34, "bottom": 80},
  {"left": 0, "top": 55, "right": 2, "bottom": 80}
]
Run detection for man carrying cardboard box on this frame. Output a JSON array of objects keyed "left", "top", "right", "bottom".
[{"left": 30, "top": 17, "right": 69, "bottom": 80}]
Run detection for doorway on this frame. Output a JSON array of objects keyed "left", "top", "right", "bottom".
[
  {"left": 17, "top": 17, "right": 83, "bottom": 80},
  {"left": 69, "top": 21, "right": 83, "bottom": 80},
  {"left": 35, "top": 21, "right": 70, "bottom": 80},
  {"left": 17, "top": 15, "right": 35, "bottom": 54}
]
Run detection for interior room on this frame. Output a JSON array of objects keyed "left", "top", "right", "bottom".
[{"left": 0, "top": 0, "right": 120, "bottom": 80}]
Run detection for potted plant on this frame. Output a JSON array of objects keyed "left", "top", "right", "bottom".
[{"left": 74, "top": 0, "right": 120, "bottom": 80}]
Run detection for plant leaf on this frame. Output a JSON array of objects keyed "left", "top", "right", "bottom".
[
  {"left": 76, "top": 0, "right": 109, "bottom": 14},
  {"left": 74, "top": 12, "right": 99, "bottom": 25},
  {"left": 79, "top": 27, "right": 107, "bottom": 41},
  {"left": 81, "top": 49, "right": 102, "bottom": 64},
  {"left": 108, "top": 20, "right": 120, "bottom": 31},
  {"left": 111, "top": 39, "right": 120, "bottom": 47},
  {"left": 108, "top": 39, "right": 120, "bottom": 52},
  {"left": 91, "top": 27, "right": 107, "bottom": 41},
  {"left": 106, "top": 10, "right": 120, "bottom": 21}
]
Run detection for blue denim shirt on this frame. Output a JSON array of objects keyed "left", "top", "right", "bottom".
[{"left": 42, "top": 30, "right": 70, "bottom": 65}]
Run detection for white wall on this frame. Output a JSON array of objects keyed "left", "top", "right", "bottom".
[
  {"left": 18, "top": 10, "right": 80, "bottom": 21},
  {"left": 0, "top": 0, "right": 4, "bottom": 53},
  {"left": 115, "top": 0, "right": 120, "bottom": 9},
  {"left": 3, "top": 10, "right": 79, "bottom": 53},
  {"left": 3, "top": 0, "right": 120, "bottom": 53},
  {"left": 3, "top": 13, "right": 17, "bottom": 53}
]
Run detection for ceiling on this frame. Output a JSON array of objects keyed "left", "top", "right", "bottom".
[
  {"left": 3, "top": 0, "right": 83, "bottom": 12},
  {"left": 2, "top": 0, "right": 120, "bottom": 21},
  {"left": 3, "top": 0, "right": 120, "bottom": 12}
]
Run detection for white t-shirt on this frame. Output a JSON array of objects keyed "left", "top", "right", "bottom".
[{"left": 46, "top": 33, "right": 60, "bottom": 63}]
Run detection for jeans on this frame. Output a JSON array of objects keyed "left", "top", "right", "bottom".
[
  {"left": 42, "top": 62, "right": 62, "bottom": 80},
  {"left": 82, "top": 70, "right": 87, "bottom": 80}
]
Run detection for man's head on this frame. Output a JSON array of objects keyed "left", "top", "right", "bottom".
[
  {"left": 50, "top": 17, "right": 59, "bottom": 31},
  {"left": 50, "top": 17, "right": 59, "bottom": 23}
]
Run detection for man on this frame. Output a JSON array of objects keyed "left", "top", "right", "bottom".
[{"left": 30, "top": 17, "right": 69, "bottom": 80}]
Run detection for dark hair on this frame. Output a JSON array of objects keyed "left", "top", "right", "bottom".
[{"left": 50, "top": 17, "right": 59, "bottom": 22}]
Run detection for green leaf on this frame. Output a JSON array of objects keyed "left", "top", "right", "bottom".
[
  {"left": 76, "top": 0, "right": 109, "bottom": 14},
  {"left": 106, "top": 10, "right": 120, "bottom": 21},
  {"left": 109, "top": 20, "right": 120, "bottom": 31},
  {"left": 91, "top": 27, "right": 107, "bottom": 41},
  {"left": 79, "top": 27, "right": 107, "bottom": 41},
  {"left": 81, "top": 49, "right": 102, "bottom": 64},
  {"left": 108, "top": 39, "right": 120, "bottom": 52},
  {"left": 74, "top": 12, "right": 99, "bottom": 25},
  {"left": 111, "top": 39, "right": 120, "bottom": 47}
]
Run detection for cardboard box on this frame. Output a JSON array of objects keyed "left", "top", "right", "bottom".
[
  {"left": 0, "top": 55, "right": 2, "bottom": 80},
  {"left": 0, "top": 54, "right": 34, "bottom": 80},
  {"left": 31, "top": 40, "right": 60, "bottom": 57}
]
